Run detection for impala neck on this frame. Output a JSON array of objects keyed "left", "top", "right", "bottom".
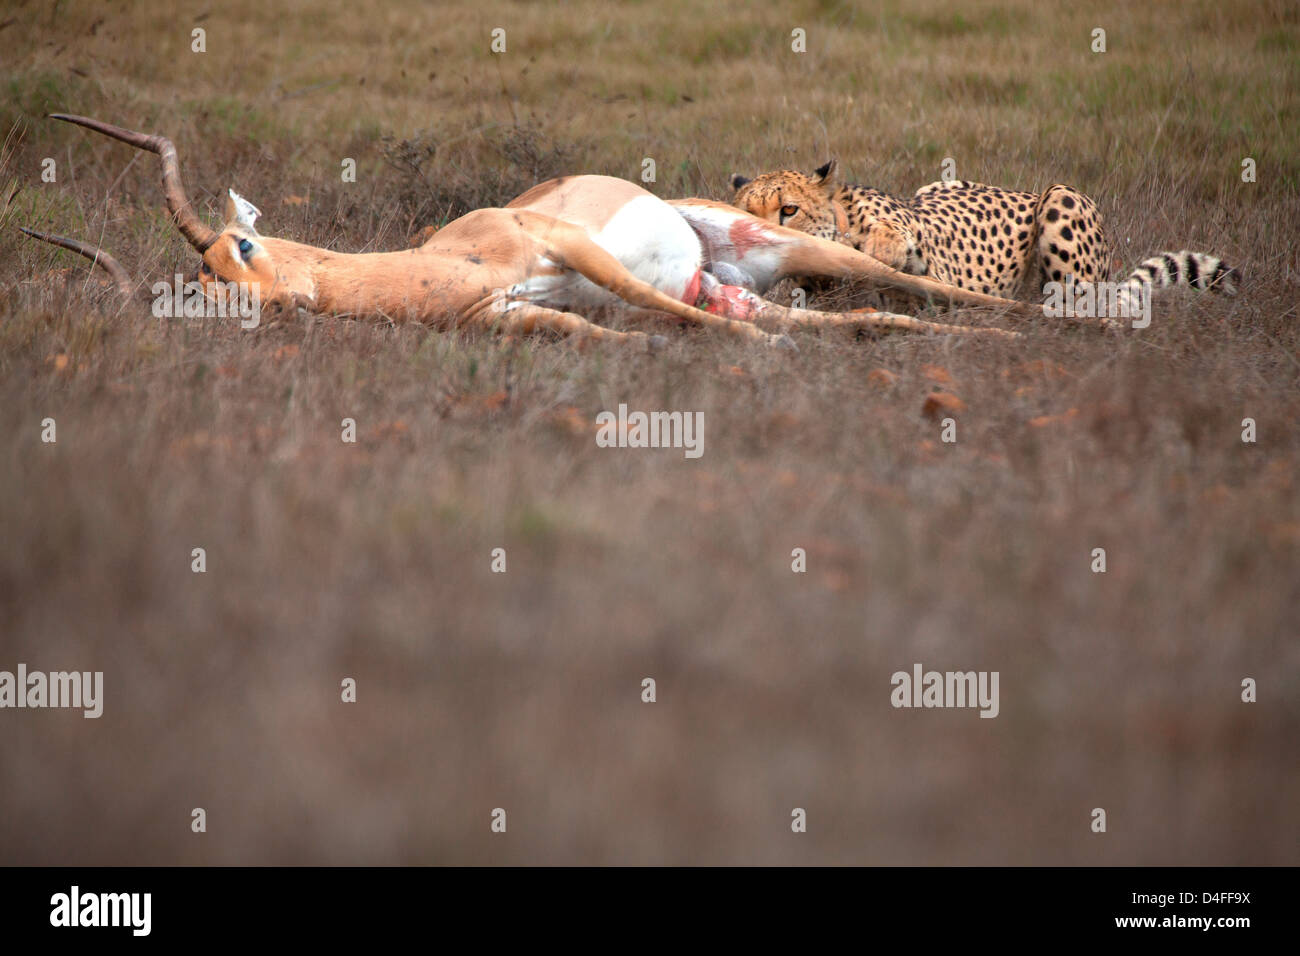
[{"left": 264, "top": 238, "right": 436, "bottom": 316}]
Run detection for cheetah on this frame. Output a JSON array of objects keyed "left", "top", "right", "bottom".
[{"left": 730, "top": 160, "right": 1238, "bottom": 314}]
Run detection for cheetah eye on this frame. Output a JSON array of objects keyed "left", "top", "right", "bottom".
[{"left": 780, "top": 204, "right": 799, "bottom": 220}]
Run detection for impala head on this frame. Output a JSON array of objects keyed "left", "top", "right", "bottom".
[
  {"left": 193, "top": 190, "right": 279, "bottom": 297},
  {"left": 729, "top": 159, "right": 846, "bottom": 243}
]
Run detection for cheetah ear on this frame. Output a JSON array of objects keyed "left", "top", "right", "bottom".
[
  {"left": 813, "top": 159, "right": 838, "bottom": 185},
  {"left": 730, "top": 173, "right": 752, "bottom": 191}
]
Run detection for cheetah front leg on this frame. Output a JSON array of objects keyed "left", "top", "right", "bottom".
[{"left": 857, "top": 218, "right": 926, "bottom": 276}]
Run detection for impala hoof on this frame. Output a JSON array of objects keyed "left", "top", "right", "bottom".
[{"left": 646, "top": 334, "right": 670, "bottom": 352}]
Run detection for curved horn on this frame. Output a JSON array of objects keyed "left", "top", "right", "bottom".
[
  {"left": 19, "top": 226, "right": 133, "bottom": 298},
  {"left": 50, "top": 113, "right": 218, "bottom": 252}
]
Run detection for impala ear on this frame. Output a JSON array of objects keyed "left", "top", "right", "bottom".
[
  {"left": 224, "top": 189, "right": 262, "bottom": 234},
  {"left": 813, "top": 159, "right": 838, "bottom": 186},
  {"left": 730, "top": 173, "right": 752, "bottom": 191}
]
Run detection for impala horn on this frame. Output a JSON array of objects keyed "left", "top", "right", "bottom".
[
  {"left": 49, "top": 113, "right": 218, "bottom": 253},
  {"left": 19, "top": 227, "right": 133, "bottom": 298}
]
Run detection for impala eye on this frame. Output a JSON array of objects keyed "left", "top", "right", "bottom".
[
  {"left": 237, "top": 238, "right": 254, "bottom": 260},
  {"left": 200, "top": 262, "right": 213, "bottom": 277},
  {"left": 780, "top": 204, "right": 798, "bottom": 220}
]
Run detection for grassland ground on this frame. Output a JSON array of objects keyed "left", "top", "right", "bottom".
[{"left": 0, "top": 0, "right": 1296, "bottom": 863}]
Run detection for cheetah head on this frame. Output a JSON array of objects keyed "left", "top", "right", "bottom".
[{"left": 730, "top": 160, "right": 846, "bottom": 244}]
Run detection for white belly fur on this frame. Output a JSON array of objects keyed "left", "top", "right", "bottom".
[
  {"left": 669, "top": 203, "right": 787, "bottom": 294},
  {"left": 504, "top": 194, "right": 703, "bottom": 312}
]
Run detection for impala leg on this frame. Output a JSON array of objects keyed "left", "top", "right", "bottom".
[
  {"left": 784, "top": 237, "right": 1043, "bottom": 317},
  {"left": 468, "top": 301, "right": 650, "bottom": 345},
  {"left": 695, "top": 271, "right": 1016, "bottom": 338},
  {"left": 531, "top": 220, "right": 790, "bottom": 347},
  {"left": 669, "top": 201, "right": 1043, "bottom": 318},
  {"left": 755, "top": 301, "right": 1019, "bottom": 338}
]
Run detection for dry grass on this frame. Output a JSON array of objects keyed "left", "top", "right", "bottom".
[{"left": 0, "top": 0, "right": 1297, "bottom": 864}]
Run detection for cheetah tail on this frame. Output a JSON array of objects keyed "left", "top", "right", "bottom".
[{"left": 1115, "top": 250, "right": 1240, "bottom": 310}]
